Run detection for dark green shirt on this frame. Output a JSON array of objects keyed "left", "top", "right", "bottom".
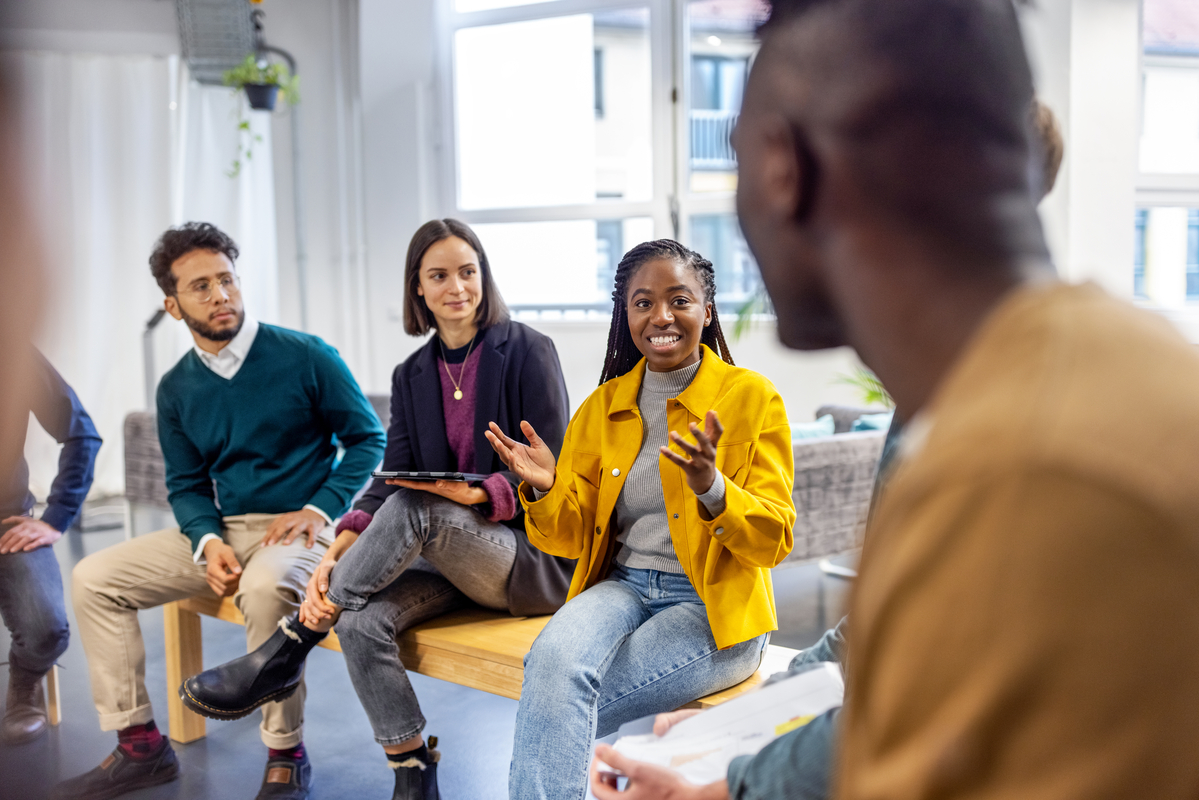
[{"left": 156, "top": 323, "right": 385, "bottom": 553}]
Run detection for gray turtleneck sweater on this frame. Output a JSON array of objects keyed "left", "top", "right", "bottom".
[{"left": 613, "top": 360, "right": 727, "bottom": 573}]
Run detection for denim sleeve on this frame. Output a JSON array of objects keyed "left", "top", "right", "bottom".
[
  {"left": 789, "top": 616, "right": 849, "bottom": 674},
  {"left": 727, "top": 707, "right": 839, "bottom": 800},
  {"left": 28, "top": 352, "right": 102, "bottom": 532},
  {"left": 760, "top": 616, "right": 849, "bottom": 691}
]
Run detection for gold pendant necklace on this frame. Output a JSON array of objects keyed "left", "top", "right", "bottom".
[{"left": 440, "top": 333, "right": 476, "bottom": 401}]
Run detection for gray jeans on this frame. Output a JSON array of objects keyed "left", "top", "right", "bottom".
[{"left": 326, "top": 488, "right": 517, "bottom": 745}]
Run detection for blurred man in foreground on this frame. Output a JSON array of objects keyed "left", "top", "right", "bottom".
[
  {"left": 0, "top": 352, "right": 101, "bottom": 745},
  {"left": 593, "top": 0, "right": 1199, "bottom": 797}
]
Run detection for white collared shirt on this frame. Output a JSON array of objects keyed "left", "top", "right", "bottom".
[
  {"left": 193, "top": 314, "right": 260, "bottom": 380},
  {"left": 189, "top": 315, "right": 332, "bottom": 562}
]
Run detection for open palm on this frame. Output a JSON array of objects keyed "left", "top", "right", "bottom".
[{"left": 486, "top": 420, "right": 557, "bottom": 493}]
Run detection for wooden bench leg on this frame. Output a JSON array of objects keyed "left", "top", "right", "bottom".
[
  {"left": 43, "top": 665, "right": 61, "bottom": 726},
  {"left": 163, "top": 601, "right": 206, "bottom": 743}
]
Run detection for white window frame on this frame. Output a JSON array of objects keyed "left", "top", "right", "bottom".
[
  {"left": 1134, "top": 50, "right": 1199, "bottom": 338},
  {"left": 435, "top": 0, "right": 747, "bottom": 311}
]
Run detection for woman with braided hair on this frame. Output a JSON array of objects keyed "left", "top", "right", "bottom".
[{"left": 486, "top": 239, "right": 796, "bottom": 799}]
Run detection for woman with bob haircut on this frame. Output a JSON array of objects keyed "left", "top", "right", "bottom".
[
  {"left": 181, "top": 219, "right": 573, "bottom": 800},
  {"left": 487, "top": 239, "right": 796, "bottom": 799}
]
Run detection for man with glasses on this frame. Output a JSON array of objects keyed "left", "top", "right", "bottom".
[{"left": 56, "top": 222, "right": 385, "bottom": 800}]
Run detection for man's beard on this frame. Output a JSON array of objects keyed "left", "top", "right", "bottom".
[{"left": 180, "top": 305, "right": 244, "bottom": 342}]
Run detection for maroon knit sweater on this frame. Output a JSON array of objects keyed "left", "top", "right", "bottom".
[{"left": 336, "top": 346, "right": 516, "bottom": 535}]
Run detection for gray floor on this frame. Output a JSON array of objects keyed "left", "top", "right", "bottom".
[{"left": 0, "top": 510, "right": 851, "bottom": 800}]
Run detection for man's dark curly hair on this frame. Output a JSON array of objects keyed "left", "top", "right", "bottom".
[{"left": 148, "top": 222, "right": 239, "bottom": 296}]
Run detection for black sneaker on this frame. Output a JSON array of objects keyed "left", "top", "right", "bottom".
[
  {"left": 51, "top": 739, "right": 178, "bottom": 800},
  {"left": 255, "top": 749, "right": 312, "bottom": 800},
  {"left": 391, "top": 737, "right": 440, "bottom": 800},
  {"left": 181, "top": 615, "right": 325, "bottom": 721}
]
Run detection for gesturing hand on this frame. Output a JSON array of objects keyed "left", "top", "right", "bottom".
[
  {"left": 590, "top": 744, "right": 729, "bottom": 800},
  {"left": 0, "top": 516, "right": 62, "bottom": 554},
  {"left": 660, "top": 410, "right": 724, "bottom": 496},
  {"left": 263, "top": 508, "right": 328, "bottom": 549},
  {"left": 485, "top": 420, "right": 557, "bottom": 494}
]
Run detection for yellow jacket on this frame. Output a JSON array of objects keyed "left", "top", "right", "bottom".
[{"left": 519, "top": 346, "right": 796, "bottom": 649}]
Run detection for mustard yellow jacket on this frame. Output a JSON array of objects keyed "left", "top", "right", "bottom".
[{"left": 519, "top": 346, "right": 796, "bottom": 649}]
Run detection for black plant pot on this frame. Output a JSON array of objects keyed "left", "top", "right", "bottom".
[{"left": 244, "top": 83, "right": 279, "bottom": 111}]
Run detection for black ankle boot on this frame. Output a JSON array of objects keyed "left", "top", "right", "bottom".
[
  {"left": 2, "top": 664, "right": 48, "bottom": 745},
  {"left": 390, "top": 737, "right": 440, "bottom": 800},
  {"left": 180, "top": 615, "right": 326, "bottom": 720}
]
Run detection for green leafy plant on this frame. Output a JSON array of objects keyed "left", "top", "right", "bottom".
[
  {"left": 222, "top": 55, "right": 299, "bottom": 177},
  {"left": 222, "top": 55, "right": 299, "bottom": 103},
  {"left": 835, "top": 367, "right": 895, "bottom": 409},
  {"left": 730, "top": 286, "right": 773, "bottom": 341}
]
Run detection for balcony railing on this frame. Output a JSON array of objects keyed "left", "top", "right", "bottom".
[{"left": 690, "top": 110, "right": 738, "bottom": 171}]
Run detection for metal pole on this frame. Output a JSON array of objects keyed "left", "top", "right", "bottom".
[
  {"left": 252, "top": 11, "right": 308, "bottom": 332},
  {"left": 143, "top": 309, "right": 167, "bottom": 410}
]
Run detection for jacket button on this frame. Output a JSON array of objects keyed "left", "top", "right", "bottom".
[
  {"left": 673, "top": 513, "right": 679, "bottom": 519},
  {"left": 612, "top": 468, "right": 620, "bottom": 477},
  {"left": 595, "top": 526, "right": 601, "bottom": 535},
  {"left": 715, "top": 527, "right": 725, "bottom": 535}
]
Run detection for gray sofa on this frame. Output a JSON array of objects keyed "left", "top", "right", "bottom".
[{"left": 123, "top": 398, "right": 884, "bottom": 564}]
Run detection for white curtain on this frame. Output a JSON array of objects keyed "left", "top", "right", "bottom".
[{"left": 5, "top": 50, "right": 278, "bottom": 500}]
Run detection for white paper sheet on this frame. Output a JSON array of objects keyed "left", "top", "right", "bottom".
[{"left": 608, "top": 662, "right": 844, "bottom": 785}]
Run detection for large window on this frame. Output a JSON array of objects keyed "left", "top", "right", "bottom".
[
  {"left": 1135, "top": 0, "right": 1199, "bottom": 306},
  {"left": 440, "top": 0, "right": 769, "bottom": 312}
]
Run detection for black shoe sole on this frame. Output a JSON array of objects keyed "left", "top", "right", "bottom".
[
  {"left": 179, "top": 682, "right": 299, "bottom": 721},
  {"left": 53, "top": 763, "right": 178, "bottom": 800}
]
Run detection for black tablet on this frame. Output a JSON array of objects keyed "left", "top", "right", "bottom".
[{"left": 371, "top": 470, "right": 491, "bottom": 483}]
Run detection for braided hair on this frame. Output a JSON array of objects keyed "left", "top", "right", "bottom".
[{"left": 598, "top": 239, "right": 735, "bottom": 385}]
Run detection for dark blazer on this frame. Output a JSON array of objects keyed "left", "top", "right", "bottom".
[{"left": 355, "top": 320, "right": 574, "bottom": 616}]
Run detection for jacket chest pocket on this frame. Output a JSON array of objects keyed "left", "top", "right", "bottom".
[
  {"left": 571, "top": 452, "right": 603, "bottom": 529},
  {"left": 717, "top": 442, "right": 752, "bottom": 487}
]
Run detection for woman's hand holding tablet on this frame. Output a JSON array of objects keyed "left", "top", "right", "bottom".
[
  {"left": 486, "top": 420, "right": 557, "bottom": 493},
  {"left": 383, "top": 477, "right": 489, "bottom": 505}
]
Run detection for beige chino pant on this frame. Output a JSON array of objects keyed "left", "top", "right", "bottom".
[{"left": 72, "top": 514, "right": 332, "bottom": 748}]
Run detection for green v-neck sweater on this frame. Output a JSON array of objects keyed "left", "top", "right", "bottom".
[{"left": 156, "top": 323, "right": 386, "bottom": 554}]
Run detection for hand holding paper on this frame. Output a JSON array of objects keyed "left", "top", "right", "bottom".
[{"left": 597, "top": 663, "right": 845, "bottom": 788}]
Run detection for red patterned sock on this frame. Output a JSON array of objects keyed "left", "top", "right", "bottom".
[
  {"left": 268, "top": 743, "right": 306, "bottom": 761},
  {"left": 117, "top": 721, "right": 164, "bottom": 759}
]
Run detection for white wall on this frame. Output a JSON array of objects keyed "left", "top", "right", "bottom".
[
  {"left": 0, "top": 0, "right": 177, "bottom": 54},
  {"left": 1020, "top": 0, "right": 1142, "bottom": 294}
]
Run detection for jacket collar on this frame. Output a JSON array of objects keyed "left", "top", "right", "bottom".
[
  {"left": 608, "top": 345, "right": 730, "bottom": 419},
  {"left": 473, "top": 321, "right": 510, "bottom": 471}
]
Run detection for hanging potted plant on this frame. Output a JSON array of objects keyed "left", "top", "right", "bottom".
[
  {"left": 222, "top": 54, "right": 299, "bottom": 112},
  {"left": 221, "top": 54, "right": 299, "bottom": 177}
]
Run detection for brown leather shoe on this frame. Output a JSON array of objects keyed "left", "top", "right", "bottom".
[{"left": 2, "top": 666, "right": 47, "bottom": 745}]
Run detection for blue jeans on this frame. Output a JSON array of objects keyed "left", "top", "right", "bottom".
[
  {"left": 509, "top": 565, "right": 767, "bottom": 800},
  {"left": 0, "top": 543, "right": 70, "bottom": 675}
]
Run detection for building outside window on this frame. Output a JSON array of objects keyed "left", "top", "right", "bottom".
[
  {"left": 440, "top": 0, "right": 768, "bottom": 313},
  {"left": 1188, "top": 209, "right": 1199, "bottom": 299},
  {"left": 1135, "top": 209, "right": 1149, "bottom": 299},
  {"left": 1135, "top": 0, "right": 1199, "bottom": 308}
]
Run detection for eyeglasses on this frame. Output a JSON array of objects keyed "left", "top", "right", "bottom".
[{"left": 179, "top": 274, "right": 241, "bottom": 303}]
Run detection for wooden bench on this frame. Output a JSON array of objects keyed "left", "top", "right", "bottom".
[{"left": 163, "top": 595, "right": 799, "bottom": 744}]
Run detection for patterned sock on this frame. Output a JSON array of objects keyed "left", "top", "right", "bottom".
[
  {"left": 117, "top": 721, "right": 164, "bottom": 759},
  {"left": 268, "top": 743, "right": 306, "bottom": 761},
  {"left": 387, "top": 743, "right": 430, "bottom": 770}
]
